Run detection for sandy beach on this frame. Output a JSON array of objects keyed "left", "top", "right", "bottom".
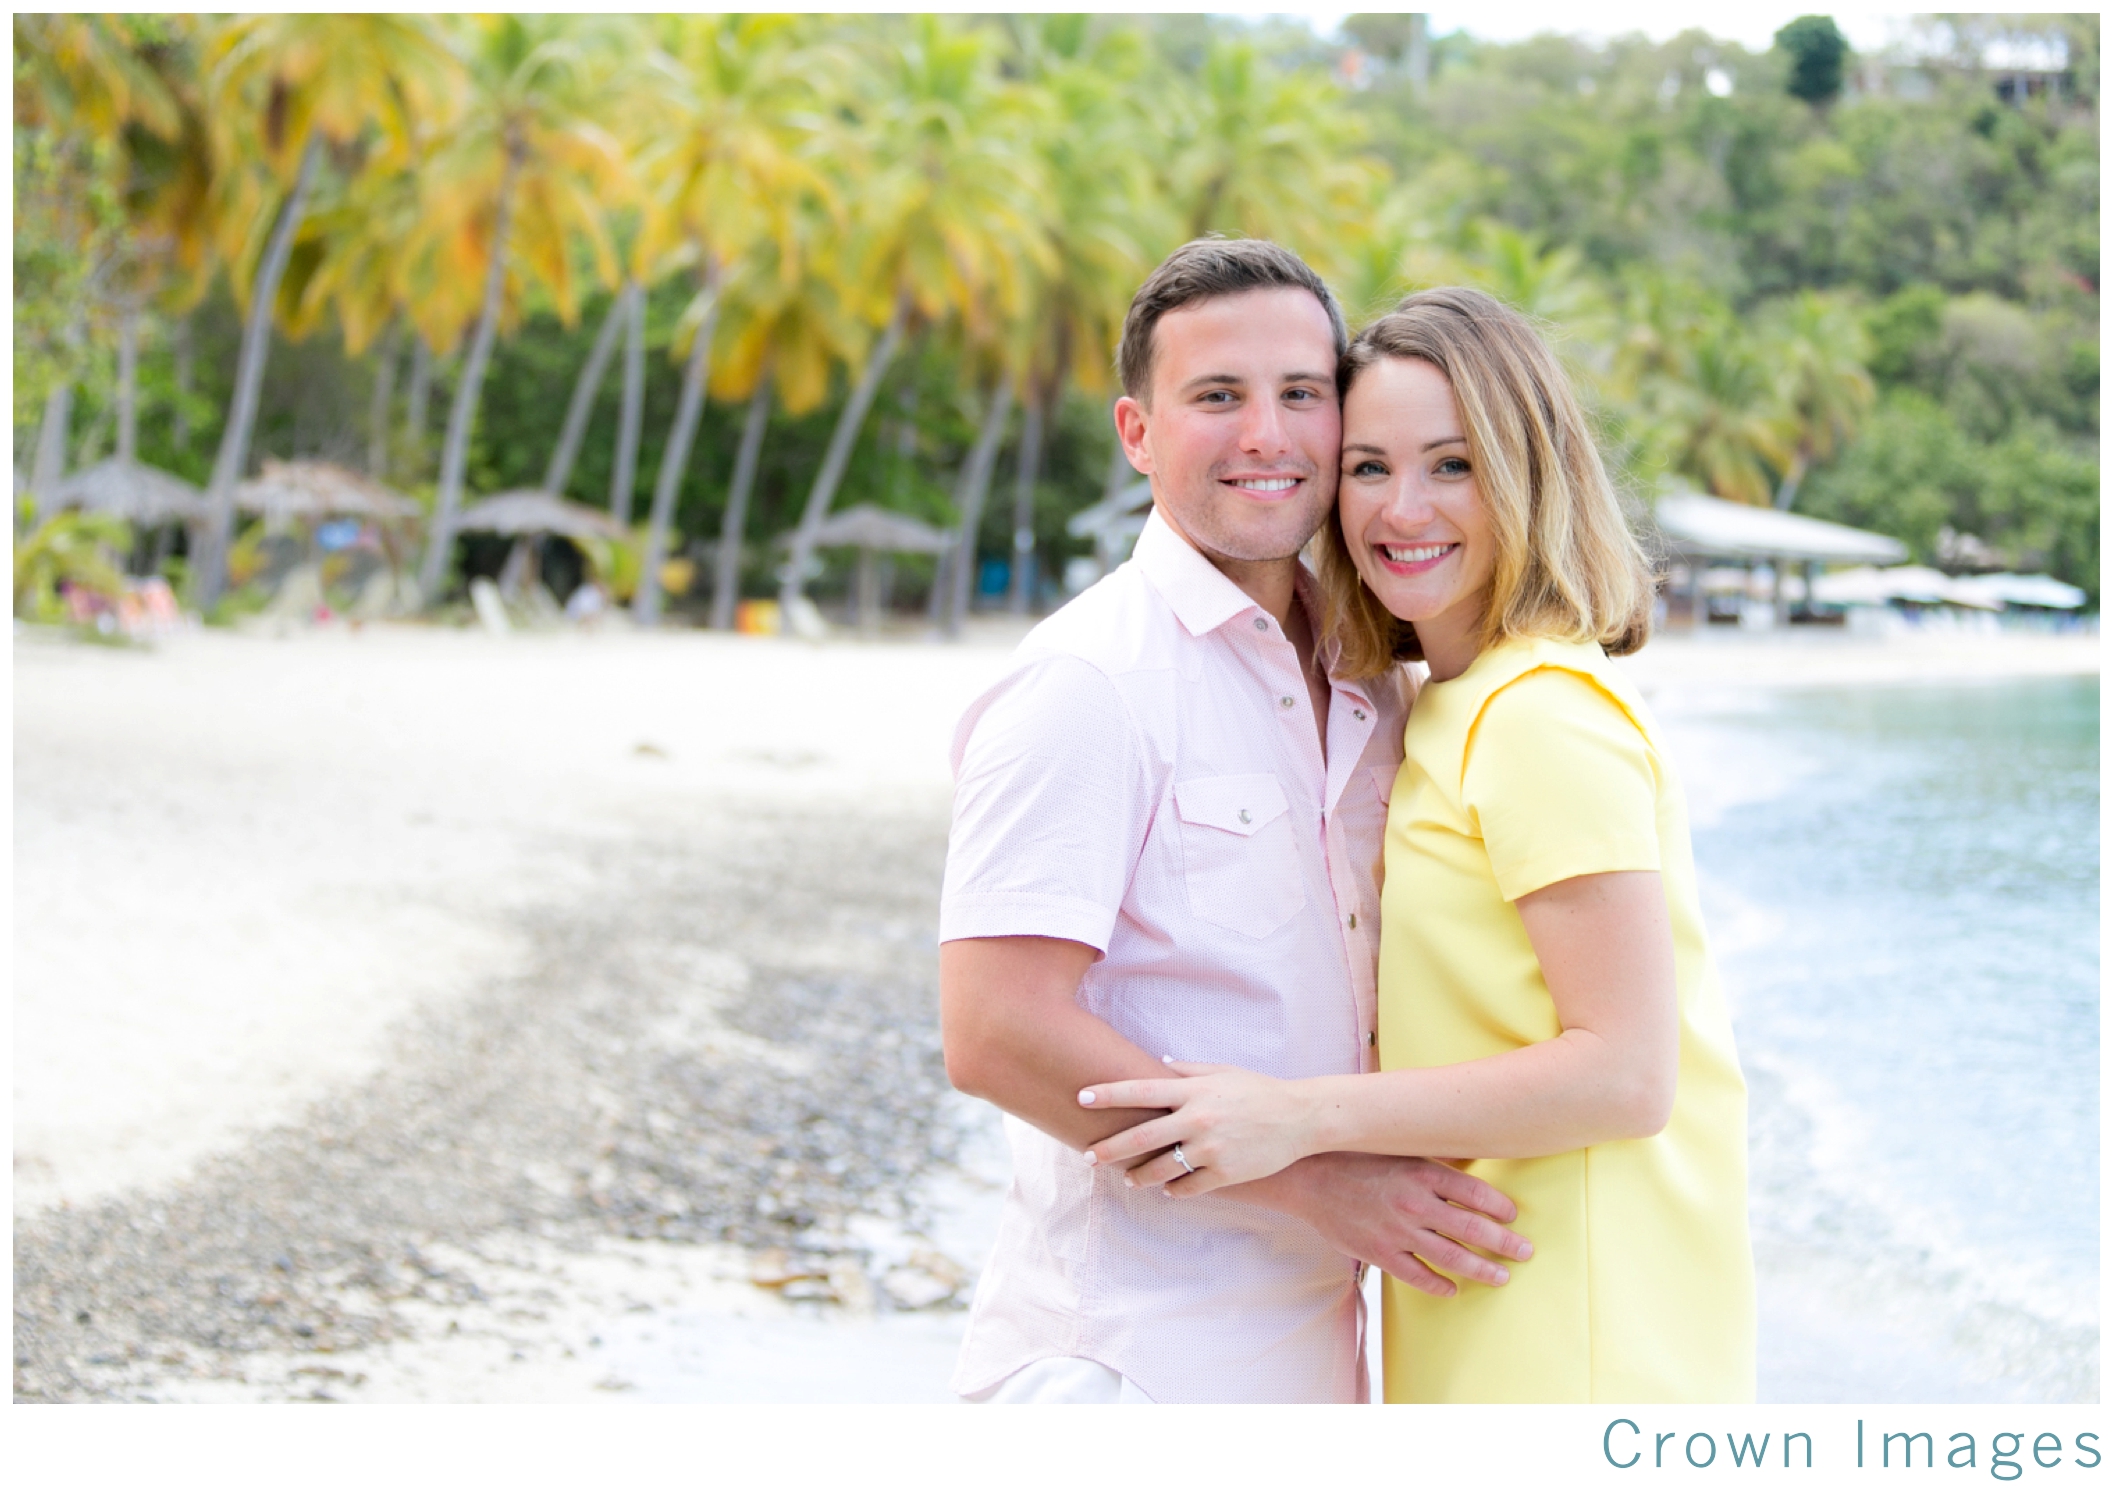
[{"left": 12, "top": 617, "right": 2097, "bottom": 1402}]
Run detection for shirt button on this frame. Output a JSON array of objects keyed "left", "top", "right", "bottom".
[
  {"left": 1253, "top": 618, "right": 1269, "bottom": 632},
  {"left": 1366, "top": 1031, "right": 1376, "bottom": 1046},
  {"left": 1346, "top": 913, "right": 1357, "bottom": 929},
  {"left": 1279, "top": 695, "right": 1295, "bottom": 708},
  {"left": 1238, "top": 809, "right": 1252, "bottom": 824},
  {"left": 1352, "top": 709, "right": 1366, "bottom": 721}
]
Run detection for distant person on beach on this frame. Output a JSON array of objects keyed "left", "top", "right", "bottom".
[
  {"left": 1079, "top": 287, "right": 1756, "bottom": 1402},
  {"left": 938, "top": 240, "right": 1532, "bottom": 1404}
]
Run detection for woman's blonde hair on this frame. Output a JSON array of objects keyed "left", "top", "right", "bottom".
[{"left": 1316, "top": 286, "right": 1655, "bottom": 678}]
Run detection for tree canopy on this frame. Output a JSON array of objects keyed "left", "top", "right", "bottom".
[{"left": 14, "top": 13, "right": 2099, "bottom": 614}]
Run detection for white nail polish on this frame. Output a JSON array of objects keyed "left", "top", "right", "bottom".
[
  {"left": 1078, "top": 1089, "right": 1095, "bottom": 1104},
  {"left": 1082, "top": 1150, "right": 1096, "bottom": 1164},
  {"left": 1161, "top": 1055, "right": 1173, "bottom": 1065}
]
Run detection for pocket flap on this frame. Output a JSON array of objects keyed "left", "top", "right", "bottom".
[{"left": 1175, "top": 774, "right": 1290, "bottom": 835}]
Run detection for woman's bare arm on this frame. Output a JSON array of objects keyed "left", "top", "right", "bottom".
[{"left": 1078, "top": 870, "right": 1680, "bottom": 1192}]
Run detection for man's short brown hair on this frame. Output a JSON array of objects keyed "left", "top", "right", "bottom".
[{"left": 1117, "top": 237, "right": 1348, "bottom": 403}]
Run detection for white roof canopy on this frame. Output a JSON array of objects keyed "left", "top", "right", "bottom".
[{"left": 1655, "top": 494, "right": 1908, "bottom": 565}]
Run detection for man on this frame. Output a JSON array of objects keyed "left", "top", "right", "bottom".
[{"left": 939, "top": 239, "right": 1531, "bottom": 1405}]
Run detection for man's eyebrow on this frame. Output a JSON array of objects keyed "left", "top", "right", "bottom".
[
  {"left": 1179, "top": 373, "right": 1247, "bottom": 392},
  {"left": 1282, "top": 371, "right": 1336, "bottom": 387}
]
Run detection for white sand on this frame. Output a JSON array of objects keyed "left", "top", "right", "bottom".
[
  {"left": 12, "top": 616, "right": 2094, "bottom": 1401},
  {"left": 14, "top": 622, "right": 1020, "bottom": 1214}
]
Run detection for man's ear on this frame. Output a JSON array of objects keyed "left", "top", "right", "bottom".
[{"left": 1112, "top": 394, "right": 1154, "bottom": 476}]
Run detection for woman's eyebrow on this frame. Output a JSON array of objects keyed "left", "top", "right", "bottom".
[
  {"left": 1421, "top": 435, "right": 1468, "bottom": 452},
  {"left": 1342, "top": 441, "right": 1389, "bottom": 456}
]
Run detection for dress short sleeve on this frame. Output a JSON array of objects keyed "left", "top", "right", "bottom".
[
  {"left": 939, "top": 654, "right": 1153, "bottom": 953},
  {"left": 1462, "top": 665, "right": 1661, "bottom": 903}
]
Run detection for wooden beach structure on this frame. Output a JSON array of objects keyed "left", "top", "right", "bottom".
[{"left": 1652, "top": 493, "right": 1909, "bottom": 628}]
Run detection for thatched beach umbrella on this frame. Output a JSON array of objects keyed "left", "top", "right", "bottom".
[
  {"left": 800, "top": 503, "right": 954, "bottom": 630},
  {"left": 453, "top": 488, "right": 629, "bottom": 541},
  {"left": 233, "top": 459, "right": 420, "bottom": 522},
  {"left": 453, "top": 489, "right": 629, "bottom": 611},
  {"left": 48, "top": 457, "right": 208, "bottom": 526}
]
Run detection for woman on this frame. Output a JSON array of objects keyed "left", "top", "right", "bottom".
[{"left": 1078, "top": 287, "right": 1754, "bottom": 1403}]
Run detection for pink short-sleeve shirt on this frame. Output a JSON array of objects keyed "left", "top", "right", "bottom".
[{"left": 940, "top": 510, "right": 1412, "bottom": 1404}]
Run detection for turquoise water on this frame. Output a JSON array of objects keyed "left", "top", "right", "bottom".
[{"left": 1664, "top": 675, "right": 2099, "bottom": 1403}]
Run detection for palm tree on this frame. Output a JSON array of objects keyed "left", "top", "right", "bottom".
[
  {"left": 629, "top": 14, "right": 834, "bottom": 626},
  {"left": 704, "top": 217, "right": 866, "bottom": 630},
  {"left": 1760, "top": 291, "right": 1874, "bottom": 510},
  {"left": 779, "top": 16, "right": 1053, "bottom": 631},
  {"left": 1653, "top": 320, "right": 1795, "bottom": 506},
  {"left": 189, "top": 13, "right": 459, "bottom": 607},
  {"left": 409, "top": 14, "right": 635, "bottom": 601},
  {"left": 1166, "top": 38, "right": 1378, "bottom": 274},
  {"left": 998, "top": 17, "right": 1163, "bottom": 617},
  {"left": 14, "top": 16, "right": 193, "bottom": 513}
]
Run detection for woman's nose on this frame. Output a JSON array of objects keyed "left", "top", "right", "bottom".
[{"left": 1384, "top": 483, "right": 1437, "bottom": 527}]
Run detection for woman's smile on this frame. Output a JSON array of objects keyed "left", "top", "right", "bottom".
[{"left": 1373, "top": 541, "right": 1461, "bottom": 572}]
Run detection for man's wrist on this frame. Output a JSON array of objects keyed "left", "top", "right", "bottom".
[{"left": 1219, "top": 1157, "right": 1315, "bottom": 1219}]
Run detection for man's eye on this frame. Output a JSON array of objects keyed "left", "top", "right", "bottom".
[{"left": 1285, "top": 387, "right": 1323, "bottom": 402}]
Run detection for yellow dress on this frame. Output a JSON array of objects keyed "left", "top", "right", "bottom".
[{"left": 1378, "top": 635, "right": 1754, "bottom": 1403}]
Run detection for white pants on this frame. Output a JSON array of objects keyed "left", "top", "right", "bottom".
[{"left": 961, "top": 1356, "right": 1157, "bottom": 1405}]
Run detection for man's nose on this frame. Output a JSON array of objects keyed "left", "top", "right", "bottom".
[{"left": 1236, "top": 396, "right": 1293, "bottom": 456}]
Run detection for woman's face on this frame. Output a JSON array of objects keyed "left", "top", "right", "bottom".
[{"left": 1338, "top": 356, "right": 1495, "bottom": 674}]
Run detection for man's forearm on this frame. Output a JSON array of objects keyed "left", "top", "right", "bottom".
[{"left": 940, "top": 936, "right": 1173, "bottom": 1150}]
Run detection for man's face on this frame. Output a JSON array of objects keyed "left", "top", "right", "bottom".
[{"left": 1113, "top": 287, "right": 1341, "bottom": 566}]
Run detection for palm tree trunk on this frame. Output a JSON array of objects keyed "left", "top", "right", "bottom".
[
  {"left": 116, "top": 308, "right": 140, "bottom": 467},
  {"left": 30, "top": 383, "right": 71, "bottom": 519},
  {"left": 171, "top": 314, "right": 193, "bottom": 450},
  {"left": 542, "top": 289, "right": 627, "bottom": 498},
  {"left": 403, "top": 333, "right": 431, "bottom": 464},
  {"left": 1008, "top": 386, "right": 1048, "bottom": 615},
  {"left": 946, "top": 371, "right": 1016, "bottom": 635},
  {"left": 366, "top": 320, "right": 399, "bottom": 478},
  {"left": 609, "top": 280, "right": 645, "bottom": 524},
  {"left": 634, "top": 263, "right": 722, "bottom": 627},
  {"left": 1772, "top": 449, "right": 1810, "bottom": 511},
  {"left": 419, "top": 147, "right": 523, "bottom": 601},
  {"left": 779, "top": 288, "right": 910, "bottom": 631},
  {"left": 711, "top": 360, "right": 772, "bottom": 631},
  {"left": 194, "top": 130, "right": 324, "bottom": 607}
]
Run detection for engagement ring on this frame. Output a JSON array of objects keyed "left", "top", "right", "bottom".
[{"left": 1171, "top": 1144, "right": 1196, "bottom": 1176}]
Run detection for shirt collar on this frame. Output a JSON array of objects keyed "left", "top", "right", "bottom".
[
  {"left": 1132, "top": 506, "right": 1265, "bottom": 639},
  {"left": 1132, "top": 508, "right": 1369, "bottom": 699}
]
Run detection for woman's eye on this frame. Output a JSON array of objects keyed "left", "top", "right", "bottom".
[
  {"left": 1350, "top": 460, "right": 1388, "bottom": 478},
  {"left": 1435, "top": 456, "right": 1471, "bottom": 476}
]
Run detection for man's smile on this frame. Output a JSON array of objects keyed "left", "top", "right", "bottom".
[{"left": 1219, "top": 474, "right": 1305, "bottom": 495}]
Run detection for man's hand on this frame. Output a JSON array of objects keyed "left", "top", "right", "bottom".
[{"left": 1230, "top": 1152, "right": 1532, "bottom": 1298}]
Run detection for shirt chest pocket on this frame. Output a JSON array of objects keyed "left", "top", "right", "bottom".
[{"left": 1174, "top": 774, "right": 1306, "bottom": 940}]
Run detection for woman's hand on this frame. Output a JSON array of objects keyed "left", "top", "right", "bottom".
[{"left": 1078, "top": 1061, "right": 1322, "bottom": 1198}]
